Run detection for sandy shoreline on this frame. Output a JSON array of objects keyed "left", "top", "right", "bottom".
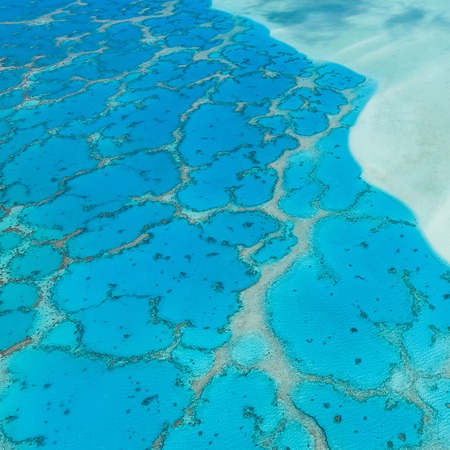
[{"left": 213, "top": 0, "right": 450, "bottom": 263}]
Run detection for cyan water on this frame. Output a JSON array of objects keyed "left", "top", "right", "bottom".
[{"left": 1, "top": 0, "right": 449, "bottom": 448}]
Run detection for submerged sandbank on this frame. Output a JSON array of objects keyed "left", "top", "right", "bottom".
[{"left": 213, "top": 0, "right": 450, "bottom": 263}]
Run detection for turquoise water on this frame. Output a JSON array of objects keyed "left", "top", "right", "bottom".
[{"left": 0, "top": 0, "right": 449, "bottom": 448}]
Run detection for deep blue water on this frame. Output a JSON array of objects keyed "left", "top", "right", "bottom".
[{"left": 0, "top": 0, "right": 450, "bottom": 448}]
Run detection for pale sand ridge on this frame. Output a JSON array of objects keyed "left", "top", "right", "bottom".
[{"left": 213, "top": 0, "right": 450, "bottom": 263}]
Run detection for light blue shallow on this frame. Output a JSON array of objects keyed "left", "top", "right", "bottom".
[{"left": 0, "top": 0, "right": 449, "bottom": 448}]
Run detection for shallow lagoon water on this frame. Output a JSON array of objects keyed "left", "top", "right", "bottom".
[
  {"left": 213, "top": 0, "right": 450, "bottom": 264},
  {"left": 0, "top": 0, "right": 450, "bottom": 449}
]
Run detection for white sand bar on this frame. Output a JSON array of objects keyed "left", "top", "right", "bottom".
[{"left": 213, "top": 0, "right": 450, "bottom": 263}]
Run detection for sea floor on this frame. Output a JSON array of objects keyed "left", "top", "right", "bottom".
[
  {"left": 213, "top": 0, "right": 450, "bottom": 264},
  {"left": 0, "top": 0, "right": 450, "bottom": 449}
]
